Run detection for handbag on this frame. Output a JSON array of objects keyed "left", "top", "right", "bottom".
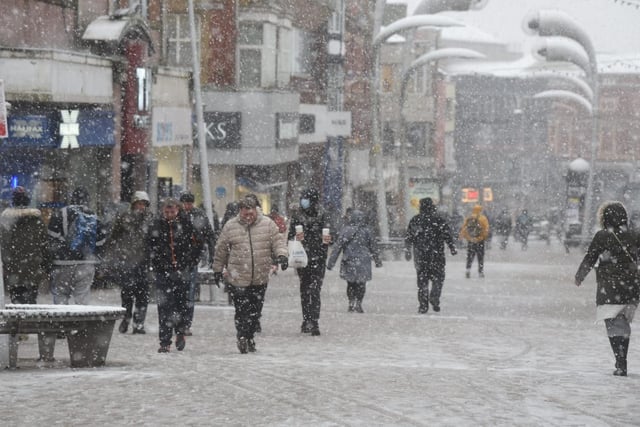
[
  {"left": 611, "top": 231, "right": 640, "bottom": 275},
  {"left": 288, "top": 240, "right": 308, "bottom": 268}
]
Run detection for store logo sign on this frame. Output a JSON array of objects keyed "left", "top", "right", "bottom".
[{"left": 60, "top": 109, "right": 80, "bottom": 148}]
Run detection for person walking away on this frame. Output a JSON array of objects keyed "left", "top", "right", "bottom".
[
  {"left": 459, "top": 204, "right": 490, "bottom": 279},
  {"left": 288, "top": 188, "right": 332, "bottom": 336},
  {"left": 147, "top": 198, "right": 198, "bottom": 353},
  {"left": 47, "top": 186, "right": 107, "bottom": 305},
  {"left": 495, "top": 208, "right": 513, "bottom": 250},
  {"left": 514, "top": 209, "right": 533, "bottom": 250},
  {"left": 268, "top": 206, "right": 287, "bottom": 234},
  {"left": 212, "top": 195, "right": 288, "bottom": 353},
  {"left": 180, "top": 192, "right": 215, "bottom": 336},
  {"left": 327, "top": 210, "right": 382, "bottom": 313},
  {"left": 104, "top": 191, "right": 153, "bottom": 334},
  {"left": 575, "top": 201, "right": 640, "bottom": 376},
  {"left": 405, "top": 198, "right": 457, "bottom": 313},
  {"left": 0, "top": 187, "right": 51, "bottom": 304}
]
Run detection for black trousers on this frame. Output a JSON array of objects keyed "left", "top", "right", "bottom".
[
  {"left": 416, "top": 263, "right": 445, "bottom": 310},
  {"left": 465, "top": 241, "right": 485, "bottom": 273},
  {"left": 230, "top": 284, "right": 267, "bottom": 339},
  {"left": 118, "top": 264, "right": 149, "bottom": 324},
  {"left": 346, "top": 281, "right": 366, "bottom": 301},
  {"left": 155, "top": 270, "right": 189, "bottom": 347},
  {"left": 297, "top": 264, "right": 326, "bottom": 323}
]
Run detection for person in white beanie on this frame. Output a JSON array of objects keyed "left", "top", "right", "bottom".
[{"left": 105, "top": 191, "right": 153, "bottom": 334}]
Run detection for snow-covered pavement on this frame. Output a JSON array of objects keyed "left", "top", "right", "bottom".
[{"left": 3, "top": 239, "right": 640, "bottom": 426}]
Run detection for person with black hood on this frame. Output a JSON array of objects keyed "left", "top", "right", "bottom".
[
  {"left": 575, "top": 201, "right": 640, "bottom": 376},
  {"left": 287, "top": 188, "right": 332, "bottom": 336},
  {"left": 405, "top": 198, "right": 457, "bottom": 313},
  {"left": 0, "top": 187, "right": 50, "bottom": 304},
  {"left": 327, "top": 209, "right": 382, "bottom": 313},
  {"left": 105, "top": 191, "right": 153, "bottom": 334},
  {"left": 147, "top": 197, "right": 198, "bottom": 353},
  {"left": 47, "top": 186, "right": 107, "bottom": 305}
]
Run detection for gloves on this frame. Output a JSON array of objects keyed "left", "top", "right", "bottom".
[
  {"left": 405, "top": 249, "right": 412, "bottom": 262},
  {"left": 450, "top": 247, "right": 458, "bottom": 256},
  {"left": 375, "top": 260, "right": 383, "bottom": 268},
  {"left": 277, "top": 255, "right": 289, "bottom": 271},
  {"left": 213, "top": 271, "right": 223, "bottom": 286}
]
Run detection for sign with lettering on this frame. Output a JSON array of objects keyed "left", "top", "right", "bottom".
[
  {"left": 60, "top": 110, "right": 80, "bottom": 148},
  {"left": 203, "top": 112, "right": 241, "bottom": 149},
  {"left": 152, "top": 107, "right": 191, "bottom": 147},
  {"left": 326, "top": 111, "right": 351, "bottom": 137}
]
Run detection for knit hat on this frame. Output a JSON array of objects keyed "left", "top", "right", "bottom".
[
  {"left": 131, "top": 191, "right": 150, "bottom": 207},
  {"left": 180, "top": 192, "right": 195, "bottom": 203},
  {"left": 70, "top": 186, "right": 90, "bottom": 205}
]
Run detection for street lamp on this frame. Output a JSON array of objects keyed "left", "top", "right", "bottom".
[
  {"left": 398, "top": 48, "right": 485, "bottom": 220},
  {"left": 370, "top": 14, "right": 464, "bottom": 241},
  {"left": 525, "top": 9, "right": 599, "bottom": 244}
]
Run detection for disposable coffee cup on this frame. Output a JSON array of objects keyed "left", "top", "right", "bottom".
[
  {"left": 322, "top": 228, "right": 330, "bottom": 237},
  {"left": 295, "top": 225, "right": 303, "bottom": 233}
]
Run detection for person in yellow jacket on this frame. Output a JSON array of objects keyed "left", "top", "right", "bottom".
[{"left": 459, "top": 204, "right": 490, "bottom": 278}]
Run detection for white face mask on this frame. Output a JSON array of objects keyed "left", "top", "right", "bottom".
[{"left": 300, "top": 198, "right": 311, "bottom": 209}]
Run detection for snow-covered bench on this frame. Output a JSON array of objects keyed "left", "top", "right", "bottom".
[{"left": 0, "top": 304, "right": 125, "bottom": 369}]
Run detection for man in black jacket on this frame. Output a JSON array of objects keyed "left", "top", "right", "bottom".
[
  {"left": 405, "top": 198, "right": 457, "bottom": 313},
  {"left": 147, "top": 198, "right": 199, "bottom": 353},
  {"left": 287, "top": 188, "right": 332, "bottom": 336}
]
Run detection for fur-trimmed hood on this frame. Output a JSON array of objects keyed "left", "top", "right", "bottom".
[
  {"left": 0, "top": 207, "right": 42, "bottom": 228},
  {"left": 597, "top": 201, "right": 628, "bottom": 230}
]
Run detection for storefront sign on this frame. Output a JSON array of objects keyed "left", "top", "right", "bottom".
[
  {"left": 76, "top": 109, "right": 115, "bottom": 146},
  {"left": 203, "top": 112, "right": 241, "bottom": 149},
  {"left": 3, "top": 115, "right": 56, "bottom": 147},
  {"left": 326, "top": 111, "right": 351, "bottom": 137},
  {"left": 60, "top": 110, "right": 80, "bottom": 148},
  {"left": 152, "top": 107, "right": 191, "bottom": 146}
]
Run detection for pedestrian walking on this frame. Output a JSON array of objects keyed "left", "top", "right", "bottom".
[
  {"left": 405, "top": 198, "right": 457, "bottom": 313},
  {"left": 268, "top": 206, "right": 287, "bottom": 234},
  {"left": 459, "top": 204, "right": 490, "bottom": 279},
  {"left": 47, "top": 186, "right": 107, "bottom": 305},
  {"left": 514, "top": 209, "right": 533, "bottom": 250},
  {"left": 147, "top": 198, "right": 199, "bottom": 353},
  {"left": 212, "top": 195, "right": 288, "bottom": 353},
  {"left": 287, "top": 188, "right": 332, "bottom": 336},
  {"left": 220, "top": 201, "right": 240, "bottom": 305},
  {"left": 575, "top": 201, "right": 640, "bottom": 376},
  {"left": 495, "top": 208, "right": 513, "bottom": 250},
  {"left": 104, "top": 191, "right": 153, "bottom": 334},
  {"left": 327, "top": 209, "right": 382, "bottom": 313},
  {"left": 180, "top": 192, "right": 217, "bottom": 336},
  {"left": 0, "top": 187, "right": 51, "bottom": 304}
]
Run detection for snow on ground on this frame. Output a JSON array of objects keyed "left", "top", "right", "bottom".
[{"left": 2, "top": 238, "right": 640, "bottom": 426}]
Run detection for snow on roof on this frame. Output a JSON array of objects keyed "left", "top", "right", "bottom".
[{"left": 440, "top": 26, "right": 503, "bottom": 45}]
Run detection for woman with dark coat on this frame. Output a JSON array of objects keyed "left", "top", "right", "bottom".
[
  {"left": 327, "top": 210, "right": 382, "bottom": 313},
  {"left": 575, "top": 201, "right": 640, "bottom": 376}
]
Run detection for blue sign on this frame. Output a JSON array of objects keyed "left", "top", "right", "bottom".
[
  {"left": 2, "top": 114, "right": 57, "bottom": 148},
  {"left": 77, "top": 110, "right": 115, "bottom": 146}
]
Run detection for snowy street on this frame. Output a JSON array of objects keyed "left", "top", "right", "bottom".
[{"left": 3, "top": 238, "right": 640, "bottom": 426}]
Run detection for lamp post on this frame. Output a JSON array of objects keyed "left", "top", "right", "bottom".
[
  {"left": 398, "top": 48, "right": 485, "bottom": 221},
  {"left": 525, "top": 9, "right": 599, "bottom": 244},
  {"left": 370, "top": 13, "right": 464, "bottom": 241}
]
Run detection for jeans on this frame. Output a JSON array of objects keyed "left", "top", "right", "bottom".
[{"left": 51, "top": 263, "right": 95, "bottom": 305}]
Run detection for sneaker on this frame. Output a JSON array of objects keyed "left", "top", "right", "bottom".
[
  {"left": 248, "top": 339, "right": 256, "bottom": 353},
  {"left": 184, "top": 328, "right": 193, "bottom": 336},
  {"left": 132, "top": 326, "right": 146, "bottom": 334},
  {"left": 176, "top": 335, "right": 186, "bottom": 351},
  {"left": 118, "top": 319, "right": 129, "bottom": 334},
  {"left": 157, "top": 345, "right": 170, "bottom": 353},
  {"left": 431, "top": 304, "right": 440, "bottom": 312},
  {"left": 237, "top": 337, "right": 249, "bottom": 354}
]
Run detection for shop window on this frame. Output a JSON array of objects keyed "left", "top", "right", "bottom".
[{"left": 292, "top": 29, "right": 313, "bottom": 76}]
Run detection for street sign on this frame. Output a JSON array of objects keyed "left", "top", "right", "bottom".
[
  {"left": 0, "top": 80, "right": 8, "bottom": 139},
  {"left": 60, "top": 109, "right": 80, "bottom": 148}
]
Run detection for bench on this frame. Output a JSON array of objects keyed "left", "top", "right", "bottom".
[{"left": 0, "top": 304, "right": 125, "bottom": 369}]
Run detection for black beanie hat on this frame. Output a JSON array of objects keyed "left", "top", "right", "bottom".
[{"left": 12, "top": 186, "right": 30, "bottom": 207}]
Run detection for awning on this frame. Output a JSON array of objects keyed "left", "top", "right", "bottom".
[{"left": 82, "top": 15, "right": 153, "bottom": 55}]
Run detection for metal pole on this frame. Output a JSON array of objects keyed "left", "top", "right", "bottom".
[
  {"left": 188, "top": 0, "right": 214, "bottom": 225},
  {"left": 582, "top": 77, "right": 599, "bottom": 244},
  {"left": 372, "top": 0, "right": 390, "bottom": 241}
]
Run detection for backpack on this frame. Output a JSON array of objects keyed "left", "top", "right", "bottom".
[
  {"left": 62, "top": 206, "right": 98, "bottom": 254},
  {"left": 466, "top": 216, "right": 482, "bottom": 239}
]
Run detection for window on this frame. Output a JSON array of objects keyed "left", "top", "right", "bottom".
[
  {"left": 238, "top": 21, "right": 265, "bottom": 88},
  {"left": 292, "top": 29, "right": 313, "bottom": 76},
  {"left": 406, "top": 67, "right": 427, "bottom": 94},
  {"left": 277, "top": 27, "right": 292, "bottom": 86},
  {"left": 166, "top": 14, "right": 199, "bottom": 67}
]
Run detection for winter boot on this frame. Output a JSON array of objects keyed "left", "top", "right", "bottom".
[
  {"left": 354, "top": 300, "right": 364, "bottom": 313},
  {"left": 609, "top": 336, "right": 629, "bottom": 376},
  {"left": 465, "top": 269, "right": 471, "bottom": 279},
  {"left": 310, "top": 321, "right": 321, "bottom": 336},
  {"left": 348, "top": 299, "right": 356, "bottom": 312},
  {"left": 248, "top": 339, "right": 256, "bottom": 353},
  {"left": 237, "top": 337, "right": 249, "bottom": 354},
  {"left": 118, "top": 318, "right": 130, "bottom": 334},
  {"left": 132, "top": 307, "right": 147, "bottom": 334}
]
